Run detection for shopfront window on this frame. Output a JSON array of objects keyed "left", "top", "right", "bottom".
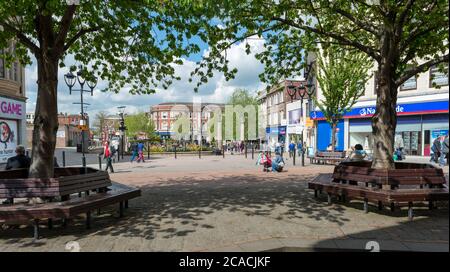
[{"left": 429, "top": 63, "right": 449, "bottom": 87}]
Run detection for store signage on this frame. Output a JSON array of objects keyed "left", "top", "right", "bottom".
[
  {"left": 310, "top": 100, "right": 448, "bottom": 120},
  {"left": 0, "top": 97, "right": 25, "bottom": 119},
  {"left": 265, "top": 126, "right": 287, "bottom": 135},
  {"left": 287, "top": 124, "right": 304, "bottom": 134},
  {"left": 0, "top": 119, "right": 18, "bottom": 163},
  {"left": 305, "top": 118, "right": 314, "bottom": 128}
]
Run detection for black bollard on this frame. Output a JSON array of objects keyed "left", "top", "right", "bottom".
[
  {"left": 117, "top": 147, "right": 120, "bottom": 162},
  {"left": 62, "top": 151, "right": 66, "bottom": 167},
  {"left": 301, "top": 148, "right": 305, "bottom": 167},
  {"left": 147, "top": 142, "right": 150, "bottom": 159},
  {"left": 175, "top": 146, "right": 177, "bottom": 159},
  {"left": 98, "top": 155, "right": 102, "bottom": 170},
  {"left": 82, "top": 156, "right": 87, "bottom": 174},
  {"left": 293, "top": 148, "right": 296, "bottom": 166},
  {"left": 199, "top": 147, "right": 201, "bottom": 159},
  {"left": 252, "top": 144, "right": 254, "bottom": 160},
  {"left": 245, "top": 144, "right": 248, "bottom": 159}
]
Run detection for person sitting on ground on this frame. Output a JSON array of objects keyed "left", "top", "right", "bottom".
[
  {"left": 262, "top": 151, "right": 272, "bottom": 172},
  {"left": 271, "top": 152, "right": 285, "bottom": 172},
  {"left": 349, "top": 144, "right": 367, "bottom": 161},
  {"left": 5, "top": 145, "right": 31, "bottom": 170}
]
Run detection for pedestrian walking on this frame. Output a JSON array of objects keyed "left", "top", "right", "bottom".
[
  {"left": 431, "top": 136, "right": 442, "bottom": 163},
  {"left": 439, "top": 135, "right": 449, "bottom": 166},
  {"left": 130, "top": 142, "right": 138, "bottom": 162},
  {"left": 102, "top": 141, "right": 114, "bottom": 173},
  {"left": 289, "top": 141, "right": 295, "bottom": 158},
  {"left": 136, "top": 141, "right": 146, "bottom": 163},
  {"left": 394, "top": 134, "right": 405, "bottom": 160},
  {"left": 297, "top": 141, "right": 303, "bottom": 157}
]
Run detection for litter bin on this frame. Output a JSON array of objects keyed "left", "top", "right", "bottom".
[{"left": 76, "top": 144, "right": 82, "bottom": 152}]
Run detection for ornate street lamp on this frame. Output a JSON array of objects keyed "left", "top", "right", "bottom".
[
  {"left": 287, "top": 74, "right": 316, "bottom": 166},
  {"left": 117, "top": 106, "right": 127, "bottom": 160},
  {"left": 64, "top": 65, "right": 97, "bottom": 170}
]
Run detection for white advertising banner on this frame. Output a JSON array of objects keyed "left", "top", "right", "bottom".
[
  {"left": 287, "top": 124, "right": 304, "bottom": 134},
  {"left": 0, "top": 119, "right": 18, "bottom": 163}
]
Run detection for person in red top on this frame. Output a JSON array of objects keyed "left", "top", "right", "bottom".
[{"left": 102, "top": 141, "right": 114, "bottom": 173}]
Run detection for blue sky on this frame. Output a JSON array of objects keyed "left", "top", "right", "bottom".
[{"left": 25, "top": 36, "right": 267, "bottom": 118}]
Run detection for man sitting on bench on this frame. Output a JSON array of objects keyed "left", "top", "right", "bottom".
[
  {"left": 3, "top": 146, "right": 31, "bottom": 204},
  {"left": 4, "top": 145, "right": 31, "bottom": 170}
]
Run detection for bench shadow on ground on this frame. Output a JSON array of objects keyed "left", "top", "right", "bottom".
[
  {"left": 1, "top": 172, "right": 448, "bottom": 249},
  {"left": 310, "top": 213, "right": 449, "bottom": 252}
]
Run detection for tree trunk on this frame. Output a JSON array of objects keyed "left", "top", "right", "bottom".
[
  {"left": 331, "top": 121, "right": 337, "bottom": 151},
  {"left": 371, "top": 63, "right": 397, "bottom": 169},
  {"left": 29, "top": 57, "right": 59, "bottom": 178},
  {"left": 371, "top": 20, "right": 398, "bottom": 170}
]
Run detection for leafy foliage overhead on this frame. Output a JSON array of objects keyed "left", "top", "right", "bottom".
[
  {"left": 0, "top": 0, "right": 211, "bottom": 94},
  {"left": 315, "top": 45, "right": 372, "bottom": 124},
  {"left": 189, "top": 0, "right": 449, "bottom": 89}
]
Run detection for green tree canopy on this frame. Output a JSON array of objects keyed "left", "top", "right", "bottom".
[
  {"left": 226, "top": 89, "right": 258, "bottom": 141},
  {"left": 314, "top": 45, "right": 372, "bottom": 150},
  {"left": 0, "top": 0, "right": 209, "bottom": 177},
  {"left": 124, "top": 112, "right": 155, "bottom": 139},
  {"left": 189, "top": 0, "right": 449, "bottom": 169}
]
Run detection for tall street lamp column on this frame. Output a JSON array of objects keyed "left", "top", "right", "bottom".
[
  {"left": 118, "top": 106, "right": 127, "bottom": 160},
  {"left": 64, "top": 66, "right": 97, "bottom": 171}
]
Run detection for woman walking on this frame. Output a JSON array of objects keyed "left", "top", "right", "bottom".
[{"left": 103, "top": 141, "right": 114, "bottom": 173}]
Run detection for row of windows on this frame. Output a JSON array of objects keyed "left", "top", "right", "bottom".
[
  {"left": 0, "top": 49, "right": 21, "bottom": 83},
  {"left": 155, "top": 111, "right": 212, "bottom": 119},
  {"left": 267, "top": 91, "right": 284, "bottom": 107},
  {"left": 373, "top": 63, "right": 449, "bottom": 94}
]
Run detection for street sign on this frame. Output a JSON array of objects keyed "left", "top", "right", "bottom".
[
  {"left": 305, "top": 118, "right": 314, "bottom": 128},
  {"left": 77, "top": 125, "right": 89, "bottom": 131}
]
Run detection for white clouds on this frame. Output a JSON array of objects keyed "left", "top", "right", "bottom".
[{"left": 25, "top": 37, "right": 267, "bottom": 119}]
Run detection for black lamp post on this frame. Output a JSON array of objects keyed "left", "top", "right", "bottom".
[
  {"left": 64, "top": 65, "right": 97, "bottom": 169},
  {"left": 287, "top": 71, "right": 316, "bottom": 166},
  {"left": 117, "top": 106, "right": 127, "bottom": 160}
]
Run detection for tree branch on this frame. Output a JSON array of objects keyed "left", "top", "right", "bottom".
[
  {"left": 396, "top": 54, "right": 449, "bottom": 86},
  {"left": 63, "top": 27, "right": 101, "bottom": 51},
  {"left": 395, "top": 0, "right": 415, "bottom": 35},
  {"left": 331, "top": 7, "right": 380, "bottom": 36},
  {"left": 54, "top": 4, "right": 77, "bottom": 56},
  {"left": 400, "top": 24, "right": 444, "bottom": 53},
  {"left": 271, "top": 16, "right": 381, "bottom": 61},
  {"left": 0, "top": 21, "right": 40, "bottom": 54}
]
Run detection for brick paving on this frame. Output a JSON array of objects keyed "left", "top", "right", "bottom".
[{"left": 0, "top": 155, "right": 448, "bottom": 252}]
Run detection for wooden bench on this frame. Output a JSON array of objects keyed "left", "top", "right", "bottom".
[
  {"left": 0, "top": 167, "right": 141, "bottom": 239},
  {"left": 308, "top": 162, "right": 449, "bottom": 220},
  {"left": 311, "top": 151, "right": 346, "bottom": 165}
]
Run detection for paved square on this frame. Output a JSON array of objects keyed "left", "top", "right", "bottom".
[{"left": 1, "top": 154, "right": 448, "bottom": 252}]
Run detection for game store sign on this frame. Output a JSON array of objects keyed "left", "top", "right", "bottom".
[{"left": 0, "top": 96, "right": 25, "bottom": 119}]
